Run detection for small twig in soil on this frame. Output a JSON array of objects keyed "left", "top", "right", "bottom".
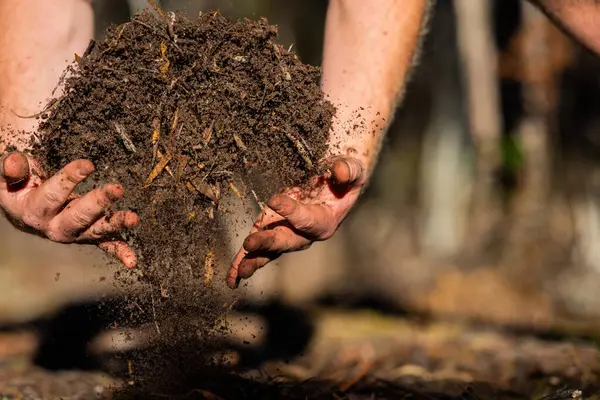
[
  {"left": 185, "top": 182, "right": 196, "bottom": 193},
  {"left": 115, "top": 122, "right": 137, "bottom": 153},
  {"left": 175, "top": 154, "right": 189, "bottom": 182},
  {"left": 144, "top": 152, "right": 173, "bottom": 188},
  {"left": 203, "top": 247, "right": 215, "bottom": 287},
  {"left": 169, "top": 108, "right": 179, "bottom": 150},
  {"left": 147, "top": 0, "right": 167, "bottom": 19},
  {"left": 10, "top": 97, "right": 63, "bottom": 120},
  {"left": 132, "top": 302, "right": 145, "bottom": 314},
  {"left": 202, "top": 121, "right": 215, "bottom": 145},
  {"left": 202, "top": 159, "right": 218, "bottom": 181},
  {"left": 272, "top": 42, "right": 281, "bottom": 60},
  {"left": 229, "top": 181, "right": 244, "bottom": 204},
  {"left": 133, "top": 18, "right": 181, "bottom": 52},
  {"left": 159, "top": 283, "right": 169, "bottom": 298},
  {"left": 251, "top": 189, "right": 266, "bottom": 210},
  {"left": 150, "top": 292, "right": 161, "bottom": 335},
  {"left": 102, "top": 23, "right": 129, "bottom": 54},
  {"left": 159, "top": 42, "right": 171, "bottom": 77},
  {"left": 156, "top": 149, "right": 175, "bottom": 178},
  {"left": 190, "top": 178, "right": 220, "bottom": 202},
  {"left": 152, "top": 117, "right": 160, "bottom": 164},
  {"left": 168, "top": 11, "right": 178, "bottom": 43},
  {"left": 233, "top": 134, "right": 247, "bottom": 151},
  {"left": 285, "top": 131, "right": 313, "bottom": 169}
]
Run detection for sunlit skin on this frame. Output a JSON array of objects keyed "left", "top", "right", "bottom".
[
  {"left": 226, "top": 0, "right": 600, "bottom": 289},
  {"left": 0, "top": 0, "right": 138, "bottom": 266},
  {"left": 1, "top": 0, "right": 600, "bottom": 283},
  {"left": 0, "top": 153, "right": 139, "bottom": 267},
  {"left": 226, "top": 0, "right": 431, "bottom": 288}
]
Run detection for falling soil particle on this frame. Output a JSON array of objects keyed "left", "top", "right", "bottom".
[{"left": 30, "top": 7, "right": 334, "bottom": 392}]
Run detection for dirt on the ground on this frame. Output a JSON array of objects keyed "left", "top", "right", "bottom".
[{"left": 1, "top": 310, "right": 599, "bottom": 400}]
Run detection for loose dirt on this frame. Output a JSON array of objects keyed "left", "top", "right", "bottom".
[
  {"left": 28, "top": 6, "right": 334, "bottom": 393},
  {"left": 35, "top": 7, "right": 333, "bottom": 279}
]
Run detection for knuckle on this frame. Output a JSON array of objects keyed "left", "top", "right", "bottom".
[
  {"left": 85, "top": 229, "right": 103, "bottom": 241},
  {"left": 43, "top": 190, "right": 64, "bottom": 207},
  {"left": 94, "top": 189, "right": 113, "bottom": 208},
  {"left": 45, "top": 227, "right": 70, "bottom": 243},
  {"left": 294, "top": 218, "right": 313, "bottom": 231},
  {"left": 61, "top": 170, "right": 81, "bottom": 185},
  {"left": 22, "top": 214, "right": 43, "bottom": 230},
  {"left": 69, "top": 209, "right": 92, "bottom": 228}
]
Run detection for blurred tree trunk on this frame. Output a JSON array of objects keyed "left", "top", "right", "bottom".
[
  {"left": 419, "top": 0, "right": 470, "bottom": 259},
  {"left": 500, "top": 2, "right": 558, "bottom": 284},
  {"left": 453, "top": 0, "right": 502, "bottom": 259}
]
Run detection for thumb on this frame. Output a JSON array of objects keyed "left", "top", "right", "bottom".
[
  {"left": 328, "top": 157, "right": 365, "bottom": 187},
  {"left": 0, "top": 151, "right": 30, "bottom": 186}
]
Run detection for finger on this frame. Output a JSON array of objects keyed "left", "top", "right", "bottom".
[
  {"left": 252, "top": 206, "right": 286, "bottom": 231},
  {"left": 226, "top": 207, "right": 288, "bottom": 289},
  {"left": 243, "top": 226, "right": 311, "bottom": 254},
  {"left": 329, "top": 158, "right": 364, "bottom": 186},
  {"left": 29, "top": 160, "right": 95, "bottom": 218},
  {"left": 226, "top": 247, "right": 247, "bottom": 289},
  {"left": 267, "top": 194, "right": 331, "bottom": 237},
  {"left": 50, "top": 184, "right": 124, "bottom": 239},
  {"left": 76, "top": 210, "right": 139, "bottom": 242},
  {"left": 99, "top": 240, "right": 137, "bottom": 268},
  {"left": 237, "top": 254, "right": 275, "bottom": 280},
  {"left": 0, "top": 152, "right": 30, "bottom": 186}
]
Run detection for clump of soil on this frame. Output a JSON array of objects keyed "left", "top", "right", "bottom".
[
  {"left": 33, "top": 9, "right": 333, "bottom": 295},
  {"left": 30, "top": 7, "right": 334, "bottom": 389}
]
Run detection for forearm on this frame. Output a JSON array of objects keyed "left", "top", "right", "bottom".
[
  {"left": 531, "top": 0, "right": 600, "bottom": 55},
  {"left": 321, "top": 0, "right": 431, "bottom": 178},
  {"left": 0, "top": 0, "right": 93, "bottom": 151}
]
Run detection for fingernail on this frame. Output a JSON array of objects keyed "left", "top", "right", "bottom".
[
  {"left": 106, "top": 184, "right": 124, "bottom": 201},
  {"left": 77, "top": 161, "right": 95, "bottom": 176},
  {"left": 2, "top": 152, "right": 29, "bottom": 184},
  {"left": 345, "top": 160, "right": 361, "bottom": 182},
  {"left": 267, "top": 196, "right": 282, "bottom": 209},
  {"left": 127, "top": 213, "right": 140, "bottom": 227}
]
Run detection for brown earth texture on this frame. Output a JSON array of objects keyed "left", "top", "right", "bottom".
[{"left": 23, "top": 6, "right": 334, "bottom": 395}]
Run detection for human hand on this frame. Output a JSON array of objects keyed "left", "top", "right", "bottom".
[
  {"left": 0, "top": 151, "right": 139, "bottom": 267},
  {"left": 226, "top": 156, "right": 366, "bottom": 289}
]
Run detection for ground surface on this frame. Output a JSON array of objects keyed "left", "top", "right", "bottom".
[{"left": 1, "top": 308, "right": 598, "bottom": 399}]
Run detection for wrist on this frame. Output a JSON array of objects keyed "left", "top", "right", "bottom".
[{"left": 325, "top": 109, "right": 390, "bottom": 176}]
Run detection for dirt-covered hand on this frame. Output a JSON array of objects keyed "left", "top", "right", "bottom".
[
  {"left": 0, "top": 151, "right": 139, "bottom": 267},
  {"left": 226, "top": 156, "right": 366, "bottom": 289}
]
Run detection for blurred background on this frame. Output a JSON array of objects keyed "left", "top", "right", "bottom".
[{"left": 3, "top": 0, "right": 600, "bottom": 382}]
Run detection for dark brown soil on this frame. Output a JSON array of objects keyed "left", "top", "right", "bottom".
[
  {"left": 32, "top": 9, "right": 332, "bottom": 305},
  {"left": 29, "top": 7, "right": 333, "bottom": 392}
]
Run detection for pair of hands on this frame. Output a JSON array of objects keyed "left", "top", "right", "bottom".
[{"left": 0, "top": 150, "right": 365, "bottom": 288}]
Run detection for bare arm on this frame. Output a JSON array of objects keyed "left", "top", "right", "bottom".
[
  {"left": 0, "top": 0, "right": 139, "bottom": 268},
  {"left": 531, "top": 0, "right": 600, "bottom": 55},
  {"left": 227, "top": 0, "right": 432, "bottom": 288},
  {"left": 0, "top": 0, "right": 93, "bottom": 150},
  {"left": 322, "top": 0, "right": 431, "bottom": 180}
]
